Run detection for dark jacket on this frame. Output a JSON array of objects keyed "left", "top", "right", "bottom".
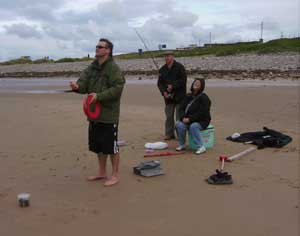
[
  {"left": 76, "top": 58, "right": 125, "bottom": 123},
  {"left": 226, "top": 127, "right": 292, "bottom": 149},
  {"left": 179, "top": 79, "right": 211, "bottom": 129},
  {"left": 157, "top": 60, "right": 187, "bottom": 104}
]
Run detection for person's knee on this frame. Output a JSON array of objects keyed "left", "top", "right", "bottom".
[
  {"left": 189, "top": 122, "right": 200, "bottom": 131},
  {"left": 176, "top": 121, "right": 185, "bottom": 129},
  {"left": 111, "top": 153, "right": 120, "bottom": 158},
  {"left": 98, "top": 153, "right": 108, "bottom": 158}
]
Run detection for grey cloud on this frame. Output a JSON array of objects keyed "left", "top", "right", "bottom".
[
  {"left": 190, "top": 24, "right": 258, "bottom": 45},
  {"left": 22, "top": 4, "right": 56, "bottom": 21},
  {"left": 56, "top": 1, "right": 131, "bottom": 27},
  {"left": 73, "top": 39, "right": 95, "bottom": 52},
  {"left": 0, "top": 0, "right": 65, "bottom": 21},
  {"left": 76, "top": 27, "right": 98, "bottom": 39},
  {"left": 248, "top": 21, "right": 280, "bottom": 31},
  {"left": 56, "top": 40, "right": 71, "bottom": 50},
  {"left": 0, "top": 9, "right": 15, "bottom": 20},
  {"left": 142, "top": 19, "right": 177, "bottom": 42},
  {"left": 119, "top": 0, "right": 176, "bottom": 18},
  {"left": 194, "top": 23, "right": 276, "bottom": 43},
  {"left": 133, "top": 10, "right": 198, "bottom": 49},
  {"left": 55, "top": 1, "right": 126, "bottom": 25},
  {"left": 55, "top": 10, "right": 93, "bottom": 24},
  {"left": 42, "top": 19, "right": 138, "bottom": 55},
  {"left": 56, "top": 2, "right": 126, "bottom": 25},
  {"left": 163, "top": 11, "right": 198, "bottom": 28},
  {"left": 0, "top": 0, "right": 298, "bottom": 61},
  {"left": 205, "top": 24, "right": 255, "bottom": 42},
  {"left": 4, "top": 23, "right": 42, "bottom": 39},
  {"left": 43, "top": 24, "right": 96, "bottom": 41},
  {"left": 60, "top": 0, "right": 177, "bottom": 26},
  {"left": 0, "top": 0, "right": 63, "bottom": 10},
  {"left": 45, "top": 0, "right": 169, "bottom": 51},
  {"left": 94, "top": 0, "right": 127, "bottom": 23},
  {"left": 43, "top": 25, "right": 71, "bottom": 40}
]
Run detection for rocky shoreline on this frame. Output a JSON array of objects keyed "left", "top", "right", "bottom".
[{"left": 0, "top": 53, "right": 299, "bottom": 80}]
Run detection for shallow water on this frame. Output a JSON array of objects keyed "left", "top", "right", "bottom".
[
  {"left": 0, "top": 77, "right": 298, "bottom": 94},
  {"left": 0, "top": 78, "right": 71, "bottom": 94}
]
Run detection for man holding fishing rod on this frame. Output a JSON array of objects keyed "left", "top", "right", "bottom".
[
  {"left": 157, "top": 51, "right": 187, "bottom": 140},
  {"left": 70, "top": 38, "right": 125, "bottom": 187}
]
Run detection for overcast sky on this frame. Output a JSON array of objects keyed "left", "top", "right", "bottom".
[{"left": 0, "top": 0, "right": 299, "bottom": 61}]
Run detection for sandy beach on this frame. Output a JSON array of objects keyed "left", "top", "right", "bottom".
[{"left": 0, "top": 77, "right": 299, "bottom": 235}]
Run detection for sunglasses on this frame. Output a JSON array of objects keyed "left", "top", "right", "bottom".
[{"left": 96, "top": 45, "right": 107, "bottom": 49}]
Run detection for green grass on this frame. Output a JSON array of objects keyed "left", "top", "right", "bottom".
[
  {"left": 54, "top": 57, "right": 92, "bottom": 63},
  {"left": 33, "top": 58, "right": 55, "bottom": 64},
  {"left": 116, "top": 37, "right": 300, "bottom": 59},
  {"left": 0, "top": 56, "right": 92, "bottom": 65},
  {"left": 0, "top": 57, "right": 33, "bottom": 65},
  {"left": 1, "top": 38, "right": 299, "bottom": 65}
]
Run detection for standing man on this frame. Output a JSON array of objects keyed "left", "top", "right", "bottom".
[
  {"left": 70, "top": 38, "right": 125, "bottom": 187},
  {"left": 157, "top": 51, "right": 187, "bottom": 140}
]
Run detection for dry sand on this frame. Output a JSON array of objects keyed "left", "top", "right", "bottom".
[{"left": 0, "top": 80, "right": 299, "bottom": 235}]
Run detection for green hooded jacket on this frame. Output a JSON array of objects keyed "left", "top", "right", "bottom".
[{"left": 76, "top": 58, "right": 125, "bottom": 123}]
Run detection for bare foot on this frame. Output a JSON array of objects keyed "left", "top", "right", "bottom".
[
  {"left": 86, "top": 175, "right": 107, "bottom": 181},
  {"left": 104, "top": 176, "right": 119, "bottom": 187}
]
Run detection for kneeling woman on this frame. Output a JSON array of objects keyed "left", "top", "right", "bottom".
[{"left": 175, "top": 78, "right": 211, "bottom": 154}]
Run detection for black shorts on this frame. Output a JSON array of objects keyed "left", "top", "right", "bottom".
[{"left": 88, "top": 122, "right": 119, "bottom": 155}]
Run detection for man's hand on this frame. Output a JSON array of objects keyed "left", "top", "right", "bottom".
[
  {"left": 183, "top": 117, "right": 190, "bottom": 124},
  {"left": 163, "top": 91, "right": 170, "bottom": 99},
  {"left": 89, "top": 93, "right": 97, "bottom": 103},
  {"left": 70, "top": 81, "right": 79, "bottom": 91},
  {"left": 167, "top": 84, "right": 173, "bottom": 93}
]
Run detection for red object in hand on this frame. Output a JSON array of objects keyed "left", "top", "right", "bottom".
[
  {"left": 83, "top": 95, "right": 101, "bottom": 120},
  {"left": 219, "top": 155, "right": 228, "bottom": 161}
]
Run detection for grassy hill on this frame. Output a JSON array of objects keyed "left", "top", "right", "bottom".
[
  {"left": 1, "top": 38, "right": 299, "bottom": 65},
  {"left": 116, "top": 37, "right": 300, "bottom": 59},
  {"left": 0, "top": 56, "right": 92, "bottom": 66}
]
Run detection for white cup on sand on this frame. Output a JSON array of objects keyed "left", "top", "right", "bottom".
[{"left": 17, "top": 193, "right": 31, "bottom": 207}]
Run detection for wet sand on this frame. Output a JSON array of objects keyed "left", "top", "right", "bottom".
[
  {"left": 0, "top": 81, "right": 299, "bottom": 236},
  {"left": 0, "top": 77, "right": 298, "bottom": 94}
]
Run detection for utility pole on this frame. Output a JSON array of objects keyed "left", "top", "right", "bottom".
[
  {"left": 209, "top": 32, "right": 212, "bottom": 44},
  {"left": 260, "top": 21, "right": 264, "bottom": 42}
]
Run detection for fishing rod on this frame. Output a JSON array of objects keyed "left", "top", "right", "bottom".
[{"left": 134, "top": 28, "right": 159, "bottom": 70}]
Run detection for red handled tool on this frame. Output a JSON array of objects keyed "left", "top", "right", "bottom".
[{"left": 144, "top": 151, "right": 185, "bottom": 158}]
